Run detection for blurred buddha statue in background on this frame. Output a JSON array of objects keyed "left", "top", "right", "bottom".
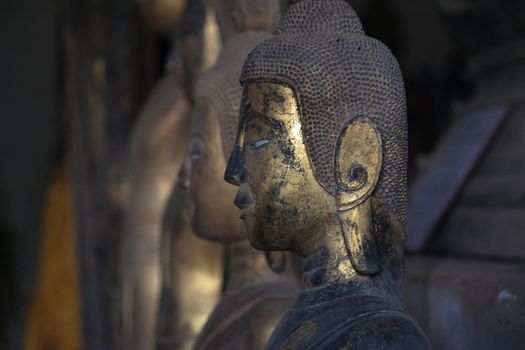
[
  {"left": 121, "top": 1, "right": 225, "bottom": 350},
  {"left": 176, "top": 0, "right": 300, "bottom": 349},
  {"left": 156, "top": 173, "right": 223, "bottom": 350},
  {"left": 225, "top": 0, "right": 431, "bottom": 348}
]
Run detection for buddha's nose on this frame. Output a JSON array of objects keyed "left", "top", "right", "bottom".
[{"left": 224, "top": 144, "right": 246, "bottom": 186}]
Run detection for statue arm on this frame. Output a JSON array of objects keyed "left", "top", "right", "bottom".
[{"left": 122, "top": 72, "right": 191, "bottom": 350}]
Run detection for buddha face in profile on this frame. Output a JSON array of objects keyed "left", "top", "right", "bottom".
[
  {"left": 225, "top": 81, "right": 383, "bottom": 259},
  {"left": 182, "top": 99, "right": 245, "bottom": 243},
  {"left": 225, "top": 83, "right": 335, "bottom": 254}
]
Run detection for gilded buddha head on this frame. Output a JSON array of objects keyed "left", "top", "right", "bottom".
[{"left": 225, "top": 0, "right": 407, "bottom": 275}]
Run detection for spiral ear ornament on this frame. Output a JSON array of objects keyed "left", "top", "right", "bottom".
[
  {"left": 334, "top": 117, "right": 382, "bottom": 275},
  {"left": 346, "top": 163, "right": 368, "bottom": 191},
  {"left": 337, "top": 201, "right": 380, "bottom": 275},
  {"left": 335, "top": 117, "right": 382, "bottom": 210}
]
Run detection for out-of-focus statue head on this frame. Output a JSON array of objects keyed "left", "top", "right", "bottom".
[
  {"left": 136, "top": 0, "right": 187, "bottom": 34},
  {"left": 182, "top": 33, "right": 270, "bottom": 242},
  {"left": 225, "top": 0, "right": 407, "bottom": 274},
  {"left": 181, "top": 0, "right": 276, "bottom": 243},
  {"left": 182, "top": 5, "right": 299, "bottom": 350}
]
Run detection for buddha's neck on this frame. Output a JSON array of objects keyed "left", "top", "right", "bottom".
[
  {"left": 301, "top": 219, "right": 359, "bottom": 290},
  {"left": 224, "top": 240, "right": 280, "bottom": 293},
  {"left": 297, "top": 213, "right": 409, "bottom": 312}
]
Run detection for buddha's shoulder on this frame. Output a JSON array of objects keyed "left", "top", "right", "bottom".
[
  {"left": 273, "top": 310, "right": 431, "bottom": 349},
  {"left": 331, "top": 312, "right": 432, "bottom": 350}
]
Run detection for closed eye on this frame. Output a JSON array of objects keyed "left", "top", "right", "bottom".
[
  {"left": 247, "top": 139, "right": 271, "bottom": 150},
  {"left": 255, "top": 140, "right": 271, "bottom": 148}
]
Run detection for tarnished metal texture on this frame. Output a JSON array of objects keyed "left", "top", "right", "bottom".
[
  {"left": 225, "top": 0, "right": 430, "bottom": 348},
  {"left": 240, "top": 0, "right": 408, "bottom": 230}
]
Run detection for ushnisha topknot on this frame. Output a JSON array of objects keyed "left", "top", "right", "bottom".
[{"left": 241, "top": 0, "right": 408, "bottom": 228}]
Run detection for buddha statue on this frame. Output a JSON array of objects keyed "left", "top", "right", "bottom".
[
  {"left": 180, "top": 1, "right": 300, "bottom": 349},
  {"left": 121, "top": 1, "right": 224, "bottom": 349},
  {"left": 224, "top": 0, "right": 431, "bottom": 348}
]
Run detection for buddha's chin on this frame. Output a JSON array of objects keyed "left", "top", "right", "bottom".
[
  {"left": 243, "top": 218, "right": 266, "bottom": 251},
  {"left": 246, "top": 234, "right": 267, "bottom": 252},
  {"left": 240, "top": 215, "right": 255, "bottom": 239}
]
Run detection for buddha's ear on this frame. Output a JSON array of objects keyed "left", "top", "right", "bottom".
[
  {"left": 334, "top": 117, "right": 382, "bottom": 275},
  {"left": 334, "top": 117, "right": 382, "bottom": 210}
]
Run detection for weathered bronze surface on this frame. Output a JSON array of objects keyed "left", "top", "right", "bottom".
[
  {"left": 225, "top": 0, "right": 431, "bottom": 348},
  {"left": 182, "top": 2, "right": 300, "bottom": 348}
]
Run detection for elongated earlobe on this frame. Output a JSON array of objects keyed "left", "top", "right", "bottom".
[
  {"left": 338, "top": 201, "right": 380, "bottom": 275},
  {"left": 334, "top": 117, "right": 382, "bottom": 275}
]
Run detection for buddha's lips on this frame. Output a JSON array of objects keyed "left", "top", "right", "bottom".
[
  {"left": 234, "top": 192, "right": 255, "bottom": 218},
  {"left": 239, "top": 207, "right": 254, "bottom": 220}
]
